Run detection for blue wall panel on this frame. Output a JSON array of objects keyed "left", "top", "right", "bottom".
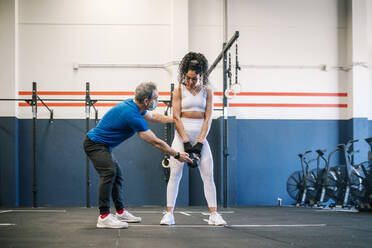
[
  {"left": 233, "top": 119, "right": 348, "bottom": 206},
  {"left": 19, "top": 119, "right": 88, "bottom": 206},
  {"left": 17, "top": 119, "right": 190, "bottom": 207},
  {"left": 0, "top": 117, "right": 18, "bottom": 206},
  {"left": 3, "top": 117, "right": 371, "bottom": 207}
]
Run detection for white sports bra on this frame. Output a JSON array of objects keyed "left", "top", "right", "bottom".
[{"left": 181, "top": 84, "right": 207, "bottom": 112}]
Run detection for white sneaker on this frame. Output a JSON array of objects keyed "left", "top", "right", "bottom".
[
  {"left": 116, "top": 210, "right": 142, "bottom": 223},
  {"left": 208, "top": 212, "right": 227, "bottom": 226},
  {"left": 160, "top": 212, "right": 175, "bottom": 225},
  {"left": 96, "top": 214, "right": 128, "bottom": 229}
]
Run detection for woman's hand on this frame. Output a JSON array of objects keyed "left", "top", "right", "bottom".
[{"left": 191, "top": 142, "right": 203, "bottom": 156}]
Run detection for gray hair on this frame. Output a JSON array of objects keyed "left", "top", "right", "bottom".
[{"left": 135, "top": 82, "right": 157, "bottom": 103}]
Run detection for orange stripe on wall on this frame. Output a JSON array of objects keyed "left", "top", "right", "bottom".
[
  {"left": 18, "top": 91, "right": 171, "bottom": 96},
  {"left": 19, "top": 103, "right": 347, "bottom": 108},
  {"left": 19, "top": 91, "right": 346, "bottom": 97},
  {"left": 213, "top": 92, "right": 348, "bottom": 97},
  {"left": 19, "top": 91, "right": 85, "bottom": 95},
  {"left": 18, "top": 102, "right": 169, "bottom": 107},
  {"left": 213, "top": 103, "right": 347, "bottom": 108}
]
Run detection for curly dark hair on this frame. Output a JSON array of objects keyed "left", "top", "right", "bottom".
[{"left": 178, "top": 52, "right": 209, "bottom": 86}]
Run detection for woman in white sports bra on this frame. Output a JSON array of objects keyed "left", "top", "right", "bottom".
[{"left": 160, "top": 52, "right": 227, "bottom": 226}]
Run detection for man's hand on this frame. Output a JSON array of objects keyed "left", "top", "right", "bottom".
[{"left": 177, "top": 152, "right": 193, "bottom": 163}]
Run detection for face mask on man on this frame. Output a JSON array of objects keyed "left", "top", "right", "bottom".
[{"left": 147, "top": 99, "right": 158, "bottom": 111}]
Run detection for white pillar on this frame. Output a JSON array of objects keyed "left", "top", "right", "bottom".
[
  {"left": 346, "top": 0, "right": 370, "bottom": 119},
  {"left": 0, "top": 0, "right": 19, "bottom": 206},
  {"left": 346, "top": 0, "right": 370, "bottom": 163},
  {"left": 0, "top": 0, "right": 17, "bottom": 117}
]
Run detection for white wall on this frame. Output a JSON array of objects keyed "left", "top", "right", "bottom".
[
  {"left": 190, "top": 0, "right": 353, "bottom": 120},
  {"left": 2, "top": 0, "right": 371, "bottom": 120},
  {"left": 0, "top": 0, "right": 16, "bottom": 116},
  {"left": 368, "top": 0, "right": 372, "bottom": 120},
  {"left": 17, "top": 0, "right": 173, "bottom": 119}
]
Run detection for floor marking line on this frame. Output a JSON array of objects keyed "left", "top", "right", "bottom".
[
  {"left": 187, "top": 211, "right": 234, "bottom": 214},
  {"left": 315, "top": 209, "right": 359, "bottom": 212},
  {"left": 201, "top": 212, "right": 210, "bottom": 216},
  {"left": 180, "top": 211, "right": 191, "bottom": 216},
  {"left": 126, "top": 211, "right": 163, "bottom": 214},
  {"left": 0, "top": 223, "right": 16, "bottom": 226},
  {"left": 227, "top": 224, "right": 327, "bottom": 227},
  {"left": 0, "top": 210, "right": 13, "bottom": 214},
  {"left": 130, "top": 211, "right": 234, "bottom": 214},
  {"left": 129, "top": 224, "right": 221, "bottom": 228},
  {"left": 9, "top": 210, "right": 66, "bottom": 213},
  {"left": 127, "top": 224, "right": 327, "bottom": 228},
  {"left": 115, "top": 230, "right": 120, "bottom": 248}
]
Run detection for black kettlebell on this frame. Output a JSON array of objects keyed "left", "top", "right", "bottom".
[{"left": 187, "top": 153, "right": 199, "bottom": 168}]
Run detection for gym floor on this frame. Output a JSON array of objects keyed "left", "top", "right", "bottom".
[{"left": 0, "top": 206, "right": 371, "bottom": 248}]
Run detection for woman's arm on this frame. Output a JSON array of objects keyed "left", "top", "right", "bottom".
[
  {"left": 143, "top": 112, "right": 173, "bottom": 123},
  {"left": 173, "top": 85, "right": 189, "bottom": 142},
  {"left": 196, "top": 87, "right": 213, "bottom": 143}
]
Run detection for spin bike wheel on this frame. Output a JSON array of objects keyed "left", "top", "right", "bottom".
[
  {"left": 327, "top": 165, "right": 364, "bottom": 204},
  {"left": 349, "top": 167, "right": 364, "bottom": 203},
  {"left": 325, "top": 165, "right": 344, "bottom": 203},
  {"left": 307, "top": 168, "right": 329, "bottom": 202},
  {"left": 286, "top": 170, "right": 304, "bottom": 201}
]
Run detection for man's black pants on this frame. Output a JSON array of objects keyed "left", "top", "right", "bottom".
[{"left": 83, "top": 136, "right": 124, "bottom": 215}]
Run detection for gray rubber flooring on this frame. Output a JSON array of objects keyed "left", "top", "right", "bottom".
[{"left": 0, "top": 206, "right": 371, "bottom": 248}]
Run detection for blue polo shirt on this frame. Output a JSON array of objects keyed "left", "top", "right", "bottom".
[{"left": 87, "top": 99, "right": 149, "bottom": 149}]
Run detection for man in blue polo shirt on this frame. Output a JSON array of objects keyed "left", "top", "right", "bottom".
[{"left": 83, "top": 82, "right": 192, "bottom": 229}]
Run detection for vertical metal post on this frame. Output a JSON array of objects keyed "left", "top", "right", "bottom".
[
  {"left": 222, "top": 43, "right": 229, "bottom": 208},
  {"left": 32, "top": 82, "right": 37, "bottom": 208},
  {"left": 85, "top": 82, "right": 91, "bottom": 208},
  {"left": 223, "top": 0, "right": 228, "bottom": 42},
  {"left": 170, "top": 83, "right": 175, "bottom": 143},
  {"left": 170, "top": 83, "right": 174, "bottom": 112}
]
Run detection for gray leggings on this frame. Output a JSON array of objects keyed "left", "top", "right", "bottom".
[{"left": 83, "top": 136, "right": 124, "bottom": 215}]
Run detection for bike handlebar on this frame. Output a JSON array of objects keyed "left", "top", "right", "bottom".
[
  {"left": 365, "top": 137, "right": 372, "bottom": 148},
  {"left": 337, "top": 139, "right": 359, "bottom": 151},
  {"left": 316, "top": 149, "right": 326, "bottom": 156},
  {"left": 298, "top": 150, "right": 312, "bottom": 159},
  {"left": 348, "top": 139, "right": 359, "bottom": 144}
]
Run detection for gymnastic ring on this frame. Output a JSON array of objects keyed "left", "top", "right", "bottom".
[
  {"left": 231, "top": 82, "right": 242, "bottom": 94},
  {"left": 161, "top": 157, "right": 170, "bottom": 168},
  {"left": 224, "top": 88, "right": 234, "bottom": 99}
]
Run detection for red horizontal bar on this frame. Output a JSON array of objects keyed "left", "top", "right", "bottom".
[
  {"left": 19, "top": 91, "right": 85, "bottom": 95},
  {"left": 214, "top": 103, "right": 347, "bottom": 108},
  {"left": 213, "top": 92, "right": 347, "bottom": 97},
  {"left": 91, "top": 92, "right": 133, "bottom": 96},
  {"left": 18, "top": 91, "right": 171, "bottom": 96},
  {"left": 19, "top": 91, "right": 346, "bottom": 97},
  {"left": 19, "top": 103, "right": 168, "bottom": 107},
  {"left": 19, "top": 102, "right": 346, "bottom": 108}
]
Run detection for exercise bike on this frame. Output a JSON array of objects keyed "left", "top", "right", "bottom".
[
  {"left": 286, "top": 150, "right": 318, "bottom": 206},
  {"left": 358, "top": 137, "right": 372, "bottom": 210},
  {"left": 304, "top": 149, "right": 332, "bottom": 206},
  {"left": 326, "top": 140, "right": 364, "bottom": 208}
]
